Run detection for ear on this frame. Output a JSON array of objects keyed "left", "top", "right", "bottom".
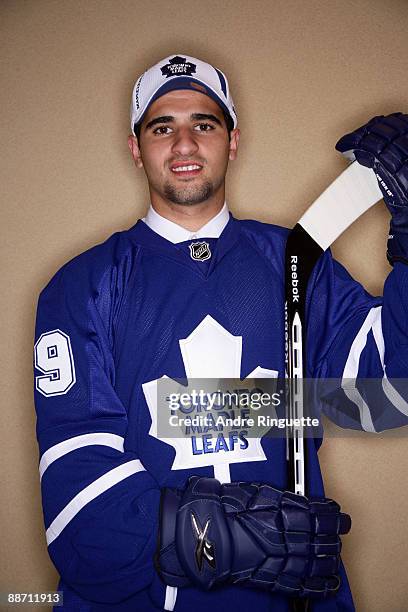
[
  {"left": 128, "top": 135, "right": 144, "bottom": 168},
  {"left": 228, "top": 128, "right": 240, "bottom": 161}
]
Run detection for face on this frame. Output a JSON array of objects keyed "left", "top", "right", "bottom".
[{"left": 128, "top": 89, "right": 239, "bottom": 209}]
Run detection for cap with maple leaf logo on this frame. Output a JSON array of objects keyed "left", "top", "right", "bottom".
[{"left": 130, "top": 54, "right": 237, "bottom": 134}]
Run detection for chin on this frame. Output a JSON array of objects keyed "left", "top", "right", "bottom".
[{"left": 163, "top": 181, "right": 214, "bottom": 206}]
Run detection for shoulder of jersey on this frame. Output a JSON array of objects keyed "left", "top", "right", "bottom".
[
  {"left": 40, "top": 225, "right": 139, "bottom": 296},
  {"left": 237, "top": 218, "right": 289, "bottom": 265}
]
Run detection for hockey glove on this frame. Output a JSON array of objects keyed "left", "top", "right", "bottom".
[
  {"left": 335, "top": 112, "right": 408, "bottom": 265},
  {"left": 156, "top": 476, "right": 351, "bottom": 599}
]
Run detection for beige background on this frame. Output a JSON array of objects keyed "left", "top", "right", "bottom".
[{"left": 1, "top": 0, "right": 407, "bottom": 610}]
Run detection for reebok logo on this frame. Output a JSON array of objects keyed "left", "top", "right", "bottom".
[
  {"left": 191, "top": 512, "right": 215, "bottom": 571},
  {"left": 290, "top": 256, "right": 300, "bottom": 303}
]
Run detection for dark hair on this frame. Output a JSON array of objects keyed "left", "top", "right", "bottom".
[
  {"left": 223, "top": 111, "right": 234, "bottom": 141},
  {"left": 134, "top": 122, "right": 142, "bottom": 143},
  {"left": 133, "top": 109, "right": 234, "bottom": 145}
]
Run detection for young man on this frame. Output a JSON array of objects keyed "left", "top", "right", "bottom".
[{"left": 34, "top": 54, "right": 408, "bottom": 611}]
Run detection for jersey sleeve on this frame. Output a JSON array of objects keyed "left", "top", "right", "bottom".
[
  {"left": 33, "top": 253, "right": 161, "bottom": 604},
  {"left": 307, "top": 253, "right": 408, "bottom": 432}
]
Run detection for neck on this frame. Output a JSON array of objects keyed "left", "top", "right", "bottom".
[{"left": 150, "top": 193, "right": 225, "bottom": 232}]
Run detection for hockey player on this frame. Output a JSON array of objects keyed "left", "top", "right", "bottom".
[{"left": 33, "top": 54, "right": 408, "bottom": 611}]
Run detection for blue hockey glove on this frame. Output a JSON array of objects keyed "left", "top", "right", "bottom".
[
  {"left": 156, "top": 476, "right": 351, "bottom": 599},
  {"left": 335, "top": 112, "right": 408, "bottom": 265}
]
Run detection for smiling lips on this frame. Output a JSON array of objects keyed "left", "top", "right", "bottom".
[{"left": 170, "top": 161, "right": 203, "bottom": 177}]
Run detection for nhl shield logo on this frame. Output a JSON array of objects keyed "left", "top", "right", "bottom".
[
  {"left": 189, "top": 241, "right": 211, "bottom": 262},
  {"left": 161, "top": 56, "right": 197, "bottom": 79}
]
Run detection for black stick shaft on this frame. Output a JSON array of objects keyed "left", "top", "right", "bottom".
[{"left": 285, "top": 224, "right": 323, "bottom": 611}]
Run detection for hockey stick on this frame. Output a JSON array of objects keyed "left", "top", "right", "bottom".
[{"left": 284, "top": 161, "right": 382, "bottom": 610}]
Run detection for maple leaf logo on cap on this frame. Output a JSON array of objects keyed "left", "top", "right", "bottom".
[{"left": 161, "top": 56, "right": 197, "bottom": 78}]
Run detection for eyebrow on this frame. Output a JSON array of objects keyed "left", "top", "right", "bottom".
[
  {"left": 144, "top": 115, "right": 173, "bottom": 130},
  {"left": 144, "top": 113, "right": 223, "bottom": 131},
  {"left": 191, "top": 113, "right": 223, "bottom": 126}
]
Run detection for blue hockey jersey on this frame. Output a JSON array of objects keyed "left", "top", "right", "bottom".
[{"left": 34, "top": 213, "right": 408, "bottom": 611}]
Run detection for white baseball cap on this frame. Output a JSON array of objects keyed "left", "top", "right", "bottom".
[{"left": 130, "top": 54, "right": 237, "bottom": 135}]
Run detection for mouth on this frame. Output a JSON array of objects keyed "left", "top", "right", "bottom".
[{"left": 169, "top": 161, "right": 204, "bottom": 178}]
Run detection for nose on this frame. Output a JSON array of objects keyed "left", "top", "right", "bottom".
[{"left": 171, "top": 126, "right": 199, "bottom": 156}]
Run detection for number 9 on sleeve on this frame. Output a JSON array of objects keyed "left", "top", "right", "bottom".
[{"left": 34, "top": 330, "right": 76, "bottom": 397}]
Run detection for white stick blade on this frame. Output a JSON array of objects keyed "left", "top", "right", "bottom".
[{"left": 299, "top": 162, "right": 382, "bottom": 251}]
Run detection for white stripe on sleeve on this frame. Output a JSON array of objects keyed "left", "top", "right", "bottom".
[
  {"left": 46, "top": 459, "right": 145, "bottom": 545},
  {"left": 342, "top": 306, "right": 382, "bottom": 432},
  {"left": 39, "top": 433, "right": 124, "bottom": 480},
  {"left": 371, "top": 312, "right": 408, "bottom": 417}
]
